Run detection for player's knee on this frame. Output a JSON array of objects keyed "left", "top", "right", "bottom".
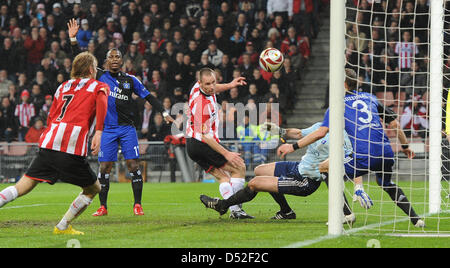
[
  {"left": 254, "top": 164, "right": 265, "bottom": 176},
  {"left": 126, "top": 159, "right": 140, "bottom": 172},
  {"left": 100, "top": 162, "right": 113, "bottom": 174},
  {"left": 254, "top": 163, "right": 273, "bottom": 176},
  {"left": 84, "top": 181, "right": 101, "bottom": 197}
]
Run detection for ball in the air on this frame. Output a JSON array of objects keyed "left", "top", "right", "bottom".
[{"left": 259, "top": 48, "right": 284, "bottom": 72}]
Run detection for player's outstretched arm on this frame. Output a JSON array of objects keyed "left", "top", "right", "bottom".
[
  {"left": 215, "top": 77, "right": 247, "bottom": 93},
  {"left": 277, "top": 126, "right": 328, "bottom": 158},
  {"left": 67, "top": 18, "right": 81, "bottom": 59}
]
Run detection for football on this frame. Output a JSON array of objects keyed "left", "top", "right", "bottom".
[{"left": 259, "top": 48, "right": 284, "bottom": 72}]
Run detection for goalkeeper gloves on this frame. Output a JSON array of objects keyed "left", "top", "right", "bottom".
[
  {"left": 353, "top": 184, "right": 373, "bottom": 209},
  {"left": 260, "top": 122, "right": 287, "bottom": 139}
]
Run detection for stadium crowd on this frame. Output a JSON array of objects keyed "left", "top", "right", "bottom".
[
  {"left": 0, "top": 0, "right": 329, "bottom": 146},
  {"left": 345, "top": 0, "right": 432, "bottom": 140}
]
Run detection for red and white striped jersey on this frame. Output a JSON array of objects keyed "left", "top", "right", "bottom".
[
  {"left": 395, "top": 42, "right": 418, "bottom": 69},
  {"left": 39, "top": 78, "right": 109, "bottom": 156},
  {"left": 15, "top": 103, "right": 35, "bottom": 127},
  {"left": 186, "top": 82, "right": 220, "bottom": 143}
]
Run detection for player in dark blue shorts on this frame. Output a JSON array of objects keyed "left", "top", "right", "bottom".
[
  {"left": 200, "top": 122, "right": 355, "bottom": 223},
  {"left": 68, "top": 19, "right": 174, "bottom": 216},
  {"left": 277, "top": 68, "right": 424, "bottom": 227}
]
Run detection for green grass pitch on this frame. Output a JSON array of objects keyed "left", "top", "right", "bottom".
[{"left": 0, "top": 181, "right": 448, "bottom": 248}]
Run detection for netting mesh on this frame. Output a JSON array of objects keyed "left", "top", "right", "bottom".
[{"left": 342, "top": 0, "right": 449, "bottom": 234}]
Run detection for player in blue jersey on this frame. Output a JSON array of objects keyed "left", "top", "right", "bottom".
[
  {"left": 67, "top": 19, "right": 174, "bottom": 216},
  {"left": 200, "top": 122, "right": 358, "bottom": 223},
  {"left": 277, "top": 68, "right": 424, "bottom": 227}
]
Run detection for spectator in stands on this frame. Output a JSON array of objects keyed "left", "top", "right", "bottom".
[
  {"left": 29, "top": 84, "right": 45, "bottom": 115},
  {"left": 395, "top": 31, "right": 418, "bottom": 72},
  {"left": 245, "top": 83, "right": 263, "bottom": 105},
  {"left": 149, "top": 70, "right": 168, "bottom": 100},
  {"left": 218, "top": 54, "right": 234, "bottom": 83},
  {"left": 25, "top": 117, "right": 45, "bottom": 143},
  {"left": 0, "top": 38, "right": 19, "bottom": 79},
  {"left": 265, "top": 83, "right": 287, "bottom": 114},
  {"left": 250, "top": 68, "right": 269, "bottom": 96},
  {"left": 32, "top": 71, "right": 52, "bottom": 96},
  {"left": 147, "top": 113, "right": 171, "bottom": 142},
  {"left": 87, "top": 3, "right": 105, "bottom": 33},
  {"left": 139, "top": 101, "right": 155, "bottom": 139},
  {"left": 0, "top": 70, "right": 13, "bottom": 97},
  {"left": 0, "top": 97, "right": 16, "bottom": 142},
  {"left": 76, "top": 19, "right": 93, "bottom": 50},
  {"left": 400, "top": 61, "right": 428, "bottom": 97},
  {"left": 238, "top": 42, "right": 259, "bottom": 66},
  {"left": 162, "top": 97, "right": 172, "bottom": 116},
  {"left": 123, "top": 43, "right": 144, "bottom": 72},
  {"left": 400, "top": 95, "right": 429, "bottom": 140},
  {"left": 291, "top": 0, "right": 314, "bottom": 38},
  {"left": 39, "top": 95, "right": 52, "bottom": 124},
  {"left": 7, "top": 84, "right": 19, "bottom": 106},
  {"left": 238, "top": 53, "right": 255, "bottom": 81},
  {"left": 24, "top": 27, "right": 45, "bottom": 77},
  {"left": 14, "top": 90, "right": 35, "bottom": 142},
  {"left": 203, "top": 40, "right": 224, "bottom": 67},
  {"left": 347, "top": 23, "right": 368, "bottom": 53},
  {"left": 267, "top": 0, "right": 291, "bottom": 23},
  {"left": 44, "top": 41, "right": 67, "bottom": 68},
  {"left": 267, "top": 27, "right": 282, "bottom": 49},
  {"left": 228, "top": 87, "right": 242, "bottom": 105}
]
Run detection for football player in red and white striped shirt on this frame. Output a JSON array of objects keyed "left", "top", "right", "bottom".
[
  {"left": 186, "top": 68, "right": 254, "bottom": 219},
  {"left": 0, "top": 52, "right": 109, "bottom": 235}
]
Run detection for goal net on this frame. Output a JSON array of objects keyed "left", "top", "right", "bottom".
[{"left": 329, "top": 0, "right": 450, "bottom": 236}]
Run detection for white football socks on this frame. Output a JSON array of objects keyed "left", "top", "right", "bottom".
[
  {"left": 219, "top": 182, "right": 240, "bottom": 212},
  {"left": 0, "top": 186, "right": 18, "bottom": 208},
  {"left": 230, "top": 178, "right": 245, "bottom": 210},
  {"left": 230, "top": 178, "right": 245, "bottom": 193},
  {"left": 56, "top": 193, "right": 93, "bottom": 231}
]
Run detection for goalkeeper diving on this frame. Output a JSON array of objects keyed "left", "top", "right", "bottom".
[{"left": 200, "top": 121, "right": 371, "bottom": 222}]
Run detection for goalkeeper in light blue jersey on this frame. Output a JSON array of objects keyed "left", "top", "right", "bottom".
[{"left": 200, "top": 122, "right": 361, "bottom": 221}]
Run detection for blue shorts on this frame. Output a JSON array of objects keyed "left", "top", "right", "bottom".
[
  {"left": 344, "top": 157, "right": 395, "bottom": 187},
  {"left": 274, "top": 161, "right": 321, "bottom": 197},
  {"left": 99, "top": 125, "right": 139, "bottom": 162}
]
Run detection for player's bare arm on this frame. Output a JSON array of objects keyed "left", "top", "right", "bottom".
[
  {"left": 378, "top": 102, "right": 415, "bottom": 159},
  {"left": 215, "top": 77, "right": 247, "bottom": 93},
  {"left": 277, "top": 126, "right": 328, "bottom": 158},
  {"left": 388, "top": 119, "right": 415, "bottom": 159}
]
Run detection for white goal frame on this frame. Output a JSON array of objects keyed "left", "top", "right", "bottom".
[{"left": 328, "top": 0, "right": 445, "bottom": 236}]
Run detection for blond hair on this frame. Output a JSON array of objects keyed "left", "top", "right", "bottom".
[{"left": 71, "top": 52, "right": 97, "bottom": 79}]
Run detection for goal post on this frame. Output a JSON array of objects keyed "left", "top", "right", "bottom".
[
  {"left": 328, "top": 0, "right": 346, "bottom": 236},
  {"left": 428, "top": 0, "right": 444, "bottom": 214},
  {"left": 328, "top": 0, "right": 449, "bottom": 236}
]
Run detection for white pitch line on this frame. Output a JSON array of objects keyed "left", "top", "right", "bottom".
[
  {"left": 284, "top": 210, "right": 450, "bottom": 248},
  {"left": 0, "top": 204, "right": 47, "bottom": 210}
]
